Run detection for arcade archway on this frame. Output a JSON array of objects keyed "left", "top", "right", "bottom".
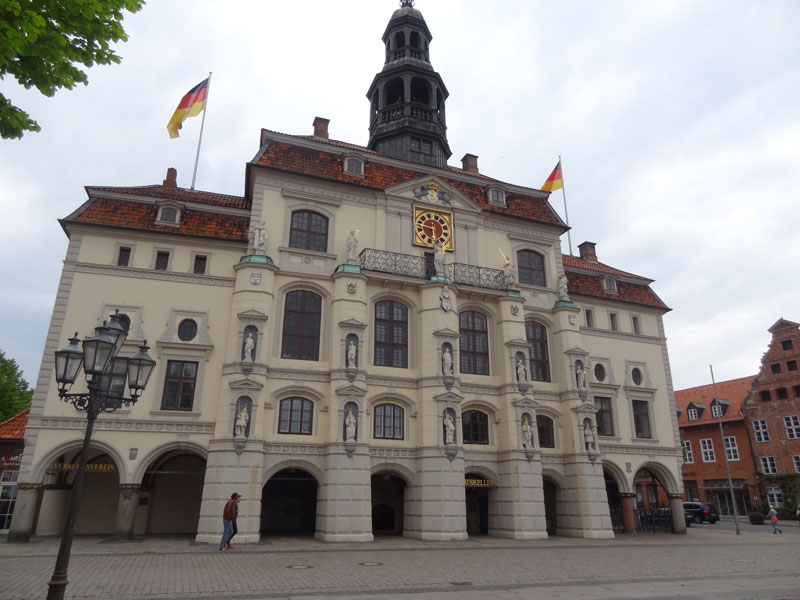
[
  {"left": 371, "top": 472, "right": 406, "bottom": 535},
  {"left": 261, "top": 468, "right": 318, "bottom": 535},
  {"left": 542, "top": 476, "right": 559, "bottom": 535},
  {"left": 465, "top": 472, "right": 491, "bottom": 535},
  {"left": 142, "top": 451, "right": 206, "bottom": 534}
]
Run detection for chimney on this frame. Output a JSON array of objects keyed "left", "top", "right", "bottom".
[
  {"left": 163, "top": 167, "right": 177, "bottom": 189},
  {"left": 461, "top": 153, "right": 479, "bottom": 174},
  {"left": 578, "top": 241, "right": 597, "bottom": 262},
  {"left": 313, "top": 117, "right": 330, "bottom": 139}
]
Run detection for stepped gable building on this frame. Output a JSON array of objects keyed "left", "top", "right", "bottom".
[
  {"left": 675, "top": 377, "right": 757, "bottom": 515},
  {"left": 741, "top": 318, "right": 800, "bottom": 510},
  {"left": 8, "top": 2, "right": 684, "bottom": 543}
]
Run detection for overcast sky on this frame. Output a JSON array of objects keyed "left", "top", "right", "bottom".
[{"left": 1, "top": 0, "right": 798, "bottom": 392}]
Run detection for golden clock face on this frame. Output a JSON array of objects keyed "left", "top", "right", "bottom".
[{"left": 413, "top": 206, "right": 453, "bottom": 250}]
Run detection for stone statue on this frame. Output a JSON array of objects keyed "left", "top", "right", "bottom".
[
  {"left": 522, "top": 415, "right": 532, "bottom": 448},
  {"left": 347, "top": 340, "right": 357, "bottom": 368},
  {"left": 576, "top": 367, "right": 586, "bottom": 389},
  {"left": 584, "top": 420, "right": 596, "bottom": 452},
  {"left": 346, "top": 229, "right": 359, "bottom": 264},
  {"left": 433, "top": 240, "right": 445, "bottom": 277},
  {"left": 253, "top": 221, "right": 268, "bottom": 255},
  {"left": 442, "top": 346, "right": 453, "bottom": 375},
  {"left": 516, "top": 358, "right": 527, "bottom": 383},
  {"left": 243, "top": 332, "right": 255, "bottom": 361},
  {"left": 345, "top": 407, "right": 357, "bottom": 442},
  {"left": 439, "top": 285, "right": 452, "bottom": 312},
  {"left": 499, "top": 249, "right": 516, "bottom": 287},
  {"left": 444, "top": 412, "right": 455, "bottom": 445},
  {"left": 558, "top": 273, "right": 570, "bottom": 301},
  {"left": 235, "top": 405, "right": 249, "bottom": 438}
]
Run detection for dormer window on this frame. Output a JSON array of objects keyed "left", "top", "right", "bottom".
[
  {"left": 687, "top": 402, "right": 705, "bottom": 420},
  {"left": 688, "top": 408, "right": 698, "bottom": 421},
  {"left": 343, "top": 155, "right": 365, "bottom": 177},
  {"left": 156, "top": 204, "right": 181, "bottom": 226},
  {"left": 601, "top": 278, "right": 618, "bottom": 293},
  {"left": 710, "top": 398, "right": 730, "bottom": 418},
  {"left": 487, "top": 188, "right": 506, "bottom": 207}
]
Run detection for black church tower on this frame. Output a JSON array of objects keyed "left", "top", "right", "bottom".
[{"left": 367, "top": 1, "right": 451, "bottom": 168}]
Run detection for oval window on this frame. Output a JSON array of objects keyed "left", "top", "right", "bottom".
[
  {"left": 632, "top": 367, "right": 643, "bottom": 386},
  {"left": 178, "top": 319, "right": 198, "bottom": 341},
  {"left": 594, "top": 363, "right": 605, "bottom": 382}
]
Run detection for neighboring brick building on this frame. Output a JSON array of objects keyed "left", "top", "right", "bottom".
[
  {"left": 675, "top": 377, "right": 757, "bottom": 516},
  {"left": 741, "top": 319, "right": 800, "bottom": 512},
  {"left": 0, "top": 409, "right": 28, "bottom": 532}
]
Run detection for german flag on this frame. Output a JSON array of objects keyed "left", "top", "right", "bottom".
[
  {"left": 540, "top": 160, "right": 563, "bottom": 192},
  {"left": 167, "top": 78, "right": 209, "bottom": 138}
]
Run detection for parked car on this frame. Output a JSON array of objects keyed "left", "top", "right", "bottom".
[
  {"left": 683, "top": 502, "right": 719, "bottom": 524},
  {"left": 685, "top": 511, "right": 694, "bottom": 527}
]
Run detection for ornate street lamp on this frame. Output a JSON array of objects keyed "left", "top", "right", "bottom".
[{"left": 46, "top": 314, "right": 155, "bottom": 600}]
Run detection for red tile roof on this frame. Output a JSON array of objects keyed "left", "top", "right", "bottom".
[
  {"left": 675, "top": 376, "right": 754, "bottom": 426},
  {"left": 0, "top": 409, "right": 29, "bottom": 440},
  {"left": 565, "top": 271, "right": 668, "bottom": 309},
  {"left": 88, "top": 185, "right": 248, "bottom": 210},
  {"left": 255, "top": 138, "right": 566, "bottom": 228},
  {"left": 67, "top": 198, "right": 249, "bottom": 242},
  {"left": 562, "top": 255, "right": 650, "bottom": 281}
]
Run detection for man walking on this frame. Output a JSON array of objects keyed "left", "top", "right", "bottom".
[
  {"left": 767, "top": 505, "right": 782, "bottom": 534},
  {"left": 219, "top": 492, "right": 241, "bottom": 551}
]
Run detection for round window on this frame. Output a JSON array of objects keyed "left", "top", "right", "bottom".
[
  {"left": 594, "top": 363, "right": 605, "bottom": 382},
  {"left": 632, "top": 367, "right": 642, "bottom": 385},
  {"left": 178, "top": 319, "right": 198, "bottom": 341}
]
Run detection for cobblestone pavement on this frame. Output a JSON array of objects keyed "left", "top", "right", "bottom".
[{"left": 1, "top": 525, "right": 798, "bottom": 600}]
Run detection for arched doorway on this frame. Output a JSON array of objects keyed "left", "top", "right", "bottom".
[
  {"left": 464, "top": 472, "right": 491, "bottom": 535},
  {"left": 142, "top": 451, "right": 206, "bottom": 535},
  {"left": 542, "top": 477, "right": 558, "bottom": 535},
  {"left": 261, "top": 468, "right": 317, "bottom": 535},
  {"left": 633, "top": 466, "right": 674, "bottom": 533},
  {"left": 604, "top": 467, "right": 624, "bottom": 533},
  {"left": 37, "top": 448, "right": 120, "bottom": 535},
  {"left": 371, "top": 472, "right": 405, "bottom": 535}
]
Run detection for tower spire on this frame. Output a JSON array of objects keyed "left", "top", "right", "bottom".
[{"left": 366, "top": 3, "right": 451, "bottom": 167}]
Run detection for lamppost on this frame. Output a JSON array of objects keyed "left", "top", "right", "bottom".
[{"left": 47, "top": 312, "right": 156, "bottom": 600}]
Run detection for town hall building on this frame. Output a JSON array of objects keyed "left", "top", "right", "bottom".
[{"left": 8, "top": 1, "right": 684, "bottom": 543}]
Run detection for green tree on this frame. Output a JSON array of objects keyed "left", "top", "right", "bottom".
[
  {"left": 0, "top": 350, "right": 33, "bottom": 422},
  {"left": 0, "top": 0, "right": 144, "bottom": 139}
]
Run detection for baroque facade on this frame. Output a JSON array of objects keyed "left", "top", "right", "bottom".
[{"left": 9, "top": 3, "right": 684, "bottom": 543}]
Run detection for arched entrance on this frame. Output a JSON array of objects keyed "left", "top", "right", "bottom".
[
  {"left": 37, "top": 448, "right": 119, "bottom": 535},
  {"left": 465, "top": 472, "right": 491, "bottom": 535},
  {"left": 542, "top": 477, "right": 559, "bottom": 535},
  {"left": 633, "top": 466, "right": 674, "bottom": 533},
  {"left": 261, "top": 468, "right": 317, "bottom": 535},
  {"left": 142, "top": 451, "right": 206, "bottom": 534},
  {"left": 604, "top": 467, "right": 624, "bottom": 533},
  {"left": 371, "top": 472, "right": 405, "bottom": 535}
]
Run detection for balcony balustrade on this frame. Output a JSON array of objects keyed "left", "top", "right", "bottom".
[{"left": 359, "top": 248, "right": 506, "bottom": 291}]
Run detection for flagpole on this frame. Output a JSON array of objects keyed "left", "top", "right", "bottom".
[
  {"left": 190, "top": 72, "right": 212, "bottom": 190},
  {"left": 559, "top": 155, "right": 573, "bottom": 255}
]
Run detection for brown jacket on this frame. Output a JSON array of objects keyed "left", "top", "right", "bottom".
[{"left": 222, "top": 498, "right": 237, "bottom": 521}]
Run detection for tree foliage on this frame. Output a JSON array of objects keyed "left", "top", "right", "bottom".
[
  {"left": 0, "top": 0, "right": 144, "bottom": 139},
  {"left": 0, "top": 350, "right": 32, "bottom": 422}
]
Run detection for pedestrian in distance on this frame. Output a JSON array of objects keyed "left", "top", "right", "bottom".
[
  {"left": 219, "top": 492, "right": 242, "bottom": 551},
  {"left": 767, "top": 505, "right": 781, "bottom": 534}
]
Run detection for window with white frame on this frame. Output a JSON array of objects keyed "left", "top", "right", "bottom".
[
  {"left": 683, "top": 440, "right": 694, "bottom": 463},
  {"left": 793, "top": 455, "right": 800, "bottom": 473},
  {"left": 784, "top": 415, "right": 800, "bottom": 440},
  {"left": 753, "top": 419, "right": 770, "bottom": 442},
  {"left": 601, "top": 278, "right": 618, "bottom": 293},
  {"left": 760, "top": 456, "right": 778, "bottom": 474},
  {"left": 344, "top": 157, "right": 364, "bottom": 176},
  {"left": 700, "top": 438, "right": 715, "bottom": 462},
  {"left": 723, "top": 436, "right": 740, "bottom": 461},
  {"left": 688, "top": 408, "right": 699, "bottom": 421},
  {"left": 766, "top": 486, "right": 783, "bottom": 507},
  {"left": 711, "top": 404, "right": 722, "bottom": 418}
]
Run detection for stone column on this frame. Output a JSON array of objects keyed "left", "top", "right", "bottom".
[
  {"left": 620, "top": 493, "right": 636, "bottom": 533},
  {"left": 405, "top": 450, "right": 467, "bottom": 541},
  {"left": 491, "top": 451, "right": 547, "bottom": 539},
  {"left": 115, "top": 484, "right": 140, "bottom": 539},
  {"left": 669, "top": 493, "right": 687, "bottom": 534},
  {"left": 6, "top": 484, "right": 41, "bottom": 543},
  {"left": 315, "top": 445, "right": 373, "bottom": 542},
  {"left": 557, "top": 455, "right": 614, "bottom": 539}
]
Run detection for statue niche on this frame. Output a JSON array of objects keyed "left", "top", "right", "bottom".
[{"left": 241, "top": 325, "right": 258, "bottom": 362}]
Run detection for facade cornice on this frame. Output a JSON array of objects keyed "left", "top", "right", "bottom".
[
  {"left": 69, "top": 262, "right": 236, "bottom": 287},
  {"left": 599, "top": 443, "right": 680, "bottom": 456},
  {"left": 34, "top": 416, "right": 215, "bottom": 433},
  {"left": 578, "top": 325, "right": 664, "bottom": 344}
]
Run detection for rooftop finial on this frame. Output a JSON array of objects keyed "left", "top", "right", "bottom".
[{"left": 400, "top": 0, "right": 414, "bottom": 7}]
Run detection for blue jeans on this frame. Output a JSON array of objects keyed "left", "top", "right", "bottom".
[
  {"left": 219, "top": 520, "right": 234, "bottom": 549},
  {"left": 771, "top": 519, "right": 780, "bottom": 533}
]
